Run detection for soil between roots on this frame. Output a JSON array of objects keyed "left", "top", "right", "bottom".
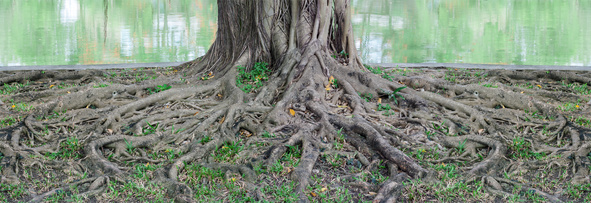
[{"left": 0, "top": 66, "right": 590, "bottom": 202}]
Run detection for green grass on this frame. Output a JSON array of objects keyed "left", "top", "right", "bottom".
[
  {"left": 147, "top": 84, "right": 171, "bottom": 94},
  {"left": 0, "top": 116, "right": 19, "bottom": 128},
  {"left": 44, "top": 137, "right": 82, "bottom": 160},
  {"left": 562, "top": 81, "right": 591, "bottom": 95},
  {"left": 1, "top": 82, "right": 30, "bottom": 95},
  {"left": 236, "top": 62, "right": 270, "bottom": 93},
  {"left": 509, "top": 137, "right": 546, "bottom": 160},
  {"left": 212, "top": 140, "right": 244, "bottom": 163}
]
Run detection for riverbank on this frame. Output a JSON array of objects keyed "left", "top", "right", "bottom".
[{"left": 1, "top": 62, "right": 590, "bottom": 71}]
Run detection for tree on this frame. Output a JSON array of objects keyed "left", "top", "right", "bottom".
[{"left": 2, "top": 0, "right": 591, "bottom": 202}]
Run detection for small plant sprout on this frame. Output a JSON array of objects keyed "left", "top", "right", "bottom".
[{"left": 388, "top": 86, "right": 407, "bottom": 104}]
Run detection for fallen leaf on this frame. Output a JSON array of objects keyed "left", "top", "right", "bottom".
[
  {"left": 49, "top": 85, "right": 55, "bottom": 88},
  {"left": 536, "top": 84, "right": 542, "bottom": 88},
  {"left": 501, "top": 104, "right": 505, "bottom": 108},
  {"left": 520, "top": 91, "right": 524, "bottom": 94},
  {"left": 329, "top": 76, "right": 334, "bottom": 82},
  {"left": 368, "top": 192, "right": 377, "bottom": 196},
  {"left": 378, "top": 98, "right": 382, "bottom": 104},
  {"left": 67, "top": 91, "right": 71, "bottom": 94},
  {"left": 230, "top": 178, "right": 236, "bottom": 182},
  {"left": 218, "top": 94, "right": 222, "bottom": 97},
  {"left": 320, "top": 187, "right": 327, "bottom": 192},
  {"left": 219, "top": 116, "right": 225, "bottom": 123},
  {"left": 289, "top": 109, "right": 295, "bottom": 116},
  {"left": 310, "top": 192, "right": 317, "bottom": 197},
  {"left": 11, "top": 105, "right": 16, "bottom": 108},
  {"left": 325, "top": 84, "right": 331, "bottom": 91},
  {"left": 106, "top": 129, "right": 113, "bottom": 134},
  {"left": 193, "top": 111, "right": 199, "bottom": 116},
  {"left": 478, "top": 129, "right": 485, "bottom": 134}
]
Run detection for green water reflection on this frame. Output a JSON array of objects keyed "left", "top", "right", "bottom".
[{"left": 1, "top": 0, "right": 589, "bottom": 66}]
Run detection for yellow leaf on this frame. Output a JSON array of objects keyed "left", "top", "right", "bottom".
[
  {"left": 67, "top": 91, "right": 71, "bottom": 94},
  {"left": 49, "top": 85, "right": 54, "bottom": 88},
  {"left": 576, "top": 105, "right": 580, "bottom": 108},
  {"left": 520, "top": 91, "right": 524, "bottom": 94},
  {"left": 320, "top": 187, "right": 327, "bottom": 192},
  {"left": 310, "top": 192, "right": 317, "bottom": 197},
  {"left": 536, "top": 84, "right": 542, "bottom": 88},
  {"left": 11, "top": 105, "right": 16, "bottom": 108},
  {"left": 219, "top": 116, "right": 225, "bottom": 124},
  {"left": 145, "top": 162, "right": 150, "bottom": 166},
  {"left": 289, "top": 109, "right": 295, "bottom": 116},
  {"left": 193, "top": 111, "right": 199, "bottom": 116},
  {"left": 230, "top": 177, "right": 236, "bottom": 182},
  {"left": 218, "top": 94, "right": 222, "bottom": 97},
  {"left": 378, "top": 98, "right": 382, "bottom": 104},
  {"left": 329, "top": 76, "right": 334, "bottom": 82}
]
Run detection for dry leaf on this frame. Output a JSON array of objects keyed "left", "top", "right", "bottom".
[
  {"left": 193, "top": 111, "right": 199, "bottom": 116},
  {"left": 378, "top": 98, "right": 382, "bottom": 104},
  {"left": 67, "top": 91, "right": 71, "bottom": 94},
  {"left": 106, "top": 129, "right": 113, "bottom": 134},
  {"left": 289, "top": 109, "right": 296, "bottom": 116},
  {"left": 478, "top": 129, "right": 485, "bottom": 134},
  {"left": 219, "top": 116, "right": 225, "bottom": 123},
  {"left": 49, "top": 85, "right": 55, "bottom": 88},
  {"left": 218, "top": 94, "right": 222, "bottom": 97},
  {"left": 325, "top": 84, "right": 331, "bottom": 91},
  {"left": 310, "top": 192, "right": 317, "bottom": 197},
  {"left": 368, "top": 192, "right": 377, "bottom": 196},
  {"left": 320, "top": 187, "right": 327, "bottom": 192},
  {"left": 329, "top": 76, "right": 334, "bottom": 82},
  {"left": 520, "top": 91, "right": 524, "bottom": 94}
]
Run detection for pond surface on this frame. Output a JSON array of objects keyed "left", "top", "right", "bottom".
[{"left": 1, "top": 0, "right": 590, "bottom": 66}]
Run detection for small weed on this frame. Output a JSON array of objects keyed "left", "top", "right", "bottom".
[
  {"left": 358, "top": 92, "right": 373, "bottom": 102},
  {"left": 199, "top": 135, "right": 211, "bottom": 144},
  {"left": 93, "top": 83, "right": 109, "bottom": 88},
  {"left": 387, "top": 86, "right": 407, "bottom": 104}
]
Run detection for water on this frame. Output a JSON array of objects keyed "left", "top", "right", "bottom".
[{"left": 1, "top": 0, "right": 590, "bottom": 67}]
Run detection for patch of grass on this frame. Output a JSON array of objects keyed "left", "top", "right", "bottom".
[
  {"left": 147, "top": 84, "right": 172, "bottom": 94},
  {"left": 262, "top": 131, "right": 276, "bottom": 138},
  {"left": 9, "top": 99, "right": 34, "bottom": 112},
  {"left": 562, "top": 81, "right": 591, "bottom": 95},
  {"left": 481, "top": 83, "right": 498, "bottom": 88},
  {"left": 45, "top": 137, "right": 82, "bottom": 160},
  {"left": 558, "top": 100, "right": 582, "bottom": 112},
  {"left": 261, "top": 181, "right": 299, "bottom": 202},
  {"left": 509, "top": 137, "right": 546, "bottom": 160},
  {"left": 571, "top": 116, "right": 591, "bottom": 127},
  {"left": 93, "top": 83, "right": 109, "bottom": 88},
  {"left": 213, "top": 140, "right": 244, "bottom": 163},
  {"left": 0, "top": 116, "right": 20, "bottom": 128},
  {"left": 1, "top": 82, "right": 30, "bottom": 95},
  {"left": 236, "top": 62, "right": 270, "bottom": 93},
  {"left": 358, "top": 92, "right": 373, "bottom": 102}
]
